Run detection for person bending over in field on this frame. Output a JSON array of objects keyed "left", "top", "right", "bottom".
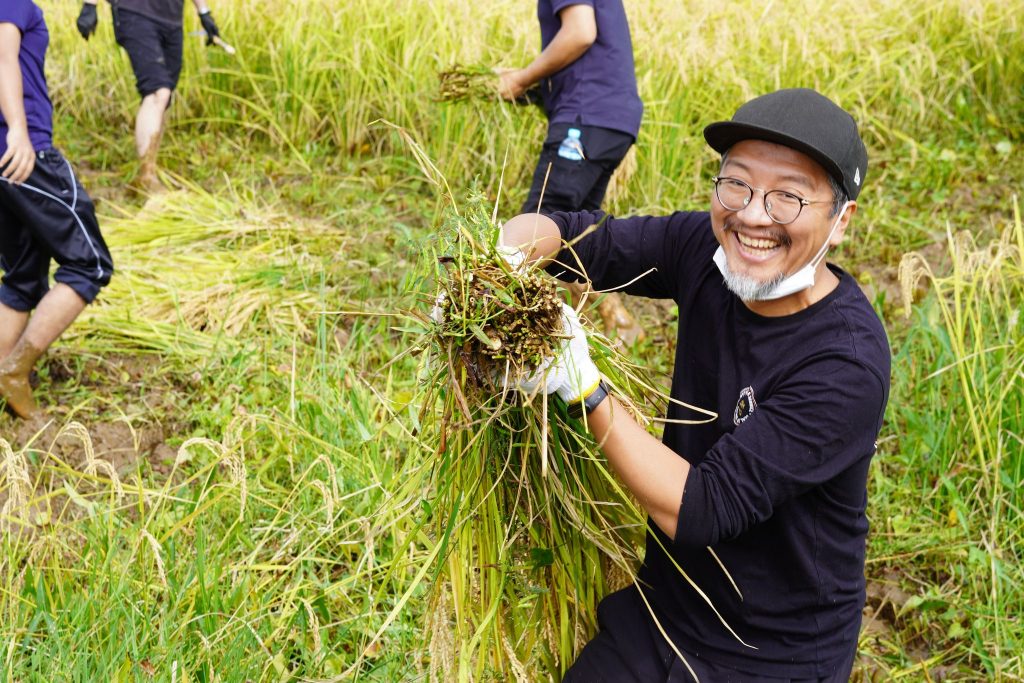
[
  {"left": 75, "top": 0, "right": 225, "bottom": 192},
  {"left": 497, "top": 0, "right": 645, "bottom": 343},
  {"left": 0, "top": 0, "right": 114, "bottom": 418},
  {"left": 500, "top": 88, "right": 890, "bottom": 682}
]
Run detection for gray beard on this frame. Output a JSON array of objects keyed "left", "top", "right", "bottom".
[{"left": 720, "top": 260, "right": 786, "bottom": 301}]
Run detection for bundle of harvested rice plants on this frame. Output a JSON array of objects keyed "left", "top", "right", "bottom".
[
  {"left": 398, "top": 196, "right": 708, "bottom": 680},
  {"left": 436, "top": 64, "right": 500, "bottom": 103},
  {"left": 59, "top": 186, "right": 352, "bottom": 366}
]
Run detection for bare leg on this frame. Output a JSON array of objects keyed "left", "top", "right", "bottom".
[
  {"left": 20, "top": 283, "right": 87, "bottom": 350},
  {"left": 136, "top": 88, "right": 172, "bottom": 193},
  {"left": 0, "top": 284, "right": 87, "bottom": 418},
  {"left": 564, "top": 282, "right": 645, "bottom": 345},
  {"left": 564, "top": 280, "right": 590, "bottom": 309},
  {"left": 596, "top": 292, "right": 644, "bottom": 344},
  {"left": 0, "top": 302, "right": 29, "bottom": 359}
]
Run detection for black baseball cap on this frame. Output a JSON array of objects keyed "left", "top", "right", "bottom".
[{"left": 703, "top": 88, "right": 868, "bottom": 200}]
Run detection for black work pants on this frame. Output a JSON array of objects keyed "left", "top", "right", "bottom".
[
  {"left": 521, "top": 122, "right": 634, "bottom": 215},
  {"left": 0, "top": 148, "right": 113, "bottom": 311},
  {"left": 563, "top": 587, "right": 857, "bottom": 683},
  {"left": 114, "top": 8, "right": 184, "bottom": 97}
]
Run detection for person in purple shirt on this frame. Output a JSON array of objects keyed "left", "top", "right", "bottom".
[
  {"left": 0, "top": 0, "right": 114, "bottom": 418},
  {"left": 498, "top": 0, "right": 644, "bottom": 342},
  {"left": 498, "top": 89, "right": 889, "bottom": 681},
  {"left": 76, "top": 0, "right": 223, "bottom": 192}
]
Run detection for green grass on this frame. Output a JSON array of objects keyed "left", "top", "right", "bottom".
[
  {"left": 0, "top": 0, "right": 1021, "bottom": 680},
  {"left": 862, "top": 208, "right": 1023, "bottom": 678}
]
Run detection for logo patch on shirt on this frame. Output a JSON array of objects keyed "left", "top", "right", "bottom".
[{"left": 733, "top": 386, "right": 757, "bottom": 425}]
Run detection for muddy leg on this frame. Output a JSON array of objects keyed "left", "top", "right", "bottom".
[
  {"left": 135, "top": 88, "right": 172, "bottom": 193},
  {"left": 0, "top": 284, "right": 86, "bottom": 418},
  {"left": 138, "top": 130, "right": 164, "bottom": 194},
  {"left": 0, "top": 303, "right": 29, "bottom": 360},
  {"left": 563, "top": 282, "right": 644, "bottom": 344},
  {"left": 596, "top": 292, "right": 644, "bottom": 344}
]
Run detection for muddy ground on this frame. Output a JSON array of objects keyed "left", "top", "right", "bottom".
[{"left": 1, "top": 351, "right": 191, "bottom": 530}]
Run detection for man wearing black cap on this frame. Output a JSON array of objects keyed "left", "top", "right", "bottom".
[{"left": 498, "top": 88, "right": 890, "bottom": 681}]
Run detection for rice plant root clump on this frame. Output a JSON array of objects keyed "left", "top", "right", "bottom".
[{"left": 434, "top": 253, "right": 565, "bottom": 397}]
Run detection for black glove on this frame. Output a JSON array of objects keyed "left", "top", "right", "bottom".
[
  {"left": 76, "top": 3, "right": 98, "bottom": 40},
  {"left": 198, "top": 10, "right": 220, "bottom": 45}
]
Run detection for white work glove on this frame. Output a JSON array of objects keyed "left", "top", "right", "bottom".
[
  {"left": 429, "top": 291, "right": 447, "bottom": 324},
  {"left": 495, "top": 243, "right": 526, "bottom": 271},
  {"left": 506, "top": 303, "right": 601, "bottom": 404}
]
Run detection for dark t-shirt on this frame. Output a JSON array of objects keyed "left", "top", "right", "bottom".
[
  {"left": 0, "top": 0, "right": 52, "bottom": 156},
  {"left": 546, "top": 209, "right": 891, "bottom": 678},
  {"left": 115, "top": 0, "right": 185, "bottom": 27},
  {"left": 538, "top": 0, "right": 643, "bottom": 138}
]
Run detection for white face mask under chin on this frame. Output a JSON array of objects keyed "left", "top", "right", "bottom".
[{"left": 713, "top": 201, "right": 850, "bottom": 302}]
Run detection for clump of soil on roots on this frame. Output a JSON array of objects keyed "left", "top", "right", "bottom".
[{"left": 435, "top": 258, "right": 565, "bottom": 397}]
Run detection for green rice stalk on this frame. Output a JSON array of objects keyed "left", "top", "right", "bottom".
[{"left": 411, "top": 195, "right": 674, "bottom": 680}]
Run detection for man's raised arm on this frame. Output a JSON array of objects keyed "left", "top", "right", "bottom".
[
  {"left": 500, "top": 211, "right": 693, "bottom": 540},
  {"left": 498, "top": 4, "right": 596, "bottom": 101},
  {"left": 500, "top": 212, "right": 564, "bottom": 267},
  {"left": 0, "top": 22, "right": 35, "bottom": 184}
]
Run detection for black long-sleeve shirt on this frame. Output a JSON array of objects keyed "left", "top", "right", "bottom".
[{"left": 546, "top": 209, "right": 890, "bottom": 678}]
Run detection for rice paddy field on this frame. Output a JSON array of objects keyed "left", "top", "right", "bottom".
[{"left": 1, "top": 0, "right": 1021, "bottom": 680}]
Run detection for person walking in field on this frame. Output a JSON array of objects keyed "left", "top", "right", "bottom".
[
  {"left": 0, "top": 0, "right": 114, "bottom": 418},
  {"left": 497, "top": 0, "right": 644, "bottom": 343},
  {"left": 75, "top": 0, "right": 225, "bottom": 192},
  {"left": 499, "top": 88, "right": 890, "bottom": 681}
]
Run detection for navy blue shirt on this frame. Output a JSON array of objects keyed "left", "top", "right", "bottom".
[
  {"left": 546, "top": 210, "right": 890, "bottom": 678},
  {"left": 0, "top": 0, "right": 52, "bottom": 156},
  {"left": 538, "top": 0, "right": 643, "bottom": 138}
]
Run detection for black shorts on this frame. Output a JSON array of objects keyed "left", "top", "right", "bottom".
[
  {"left": 113, "top": 8, "right": 183, "bottom": 97},
  {"left": 0, "top": 149, "right": 114, "bottom": 311},
  {"left": 521, "top": 122, "right": 634, "bottom": 215},
  {"left": 563, "top": 587, "right": 857, "bottom": 683}
]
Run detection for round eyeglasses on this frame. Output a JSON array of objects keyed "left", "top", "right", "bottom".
[{"left": 712, "top": 176, "right": 830, "bottom": 225}]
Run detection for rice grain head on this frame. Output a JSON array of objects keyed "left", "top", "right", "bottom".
[
  {"left": 61, "top": 422, "right": 124, "bottom": 499},
  {"left": 427, "top": 587, "right": 455, "bottom": 683},
  {"left": 502, "top": 636, "right": 531, "bottom": 683},
  {"left": 221, "top": 449, "right": 248, "bottom": 521},
  {"left": 1, "top": 438, "right": 31, "bottom": 519},
  {"left": 601, "top": 553, "right": 635, "bottom": 593},
  {"left": 303, "top": 599, "right": 323, "bottom": 653},
  {"left": 140, "top": 529, "right": 169, "bottom": 588},
  {"left": 604, "top": 145, "right": 637, "bottom": 207},
  {"left": 310, "top": 479, "right": 335, "bottom": 532},
  {"left": 174, "top": 437, "right": 226, "bottom": 467},
  {"left": 898, "top": 251, "right": 932, "bottom": 316},
  {"left": 315, "top": 453, "right": 340, "bottom": 500}
]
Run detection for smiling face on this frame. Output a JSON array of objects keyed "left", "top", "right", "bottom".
[{"left": 710, "top": 139, "right": 855, "bottom": 313}]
